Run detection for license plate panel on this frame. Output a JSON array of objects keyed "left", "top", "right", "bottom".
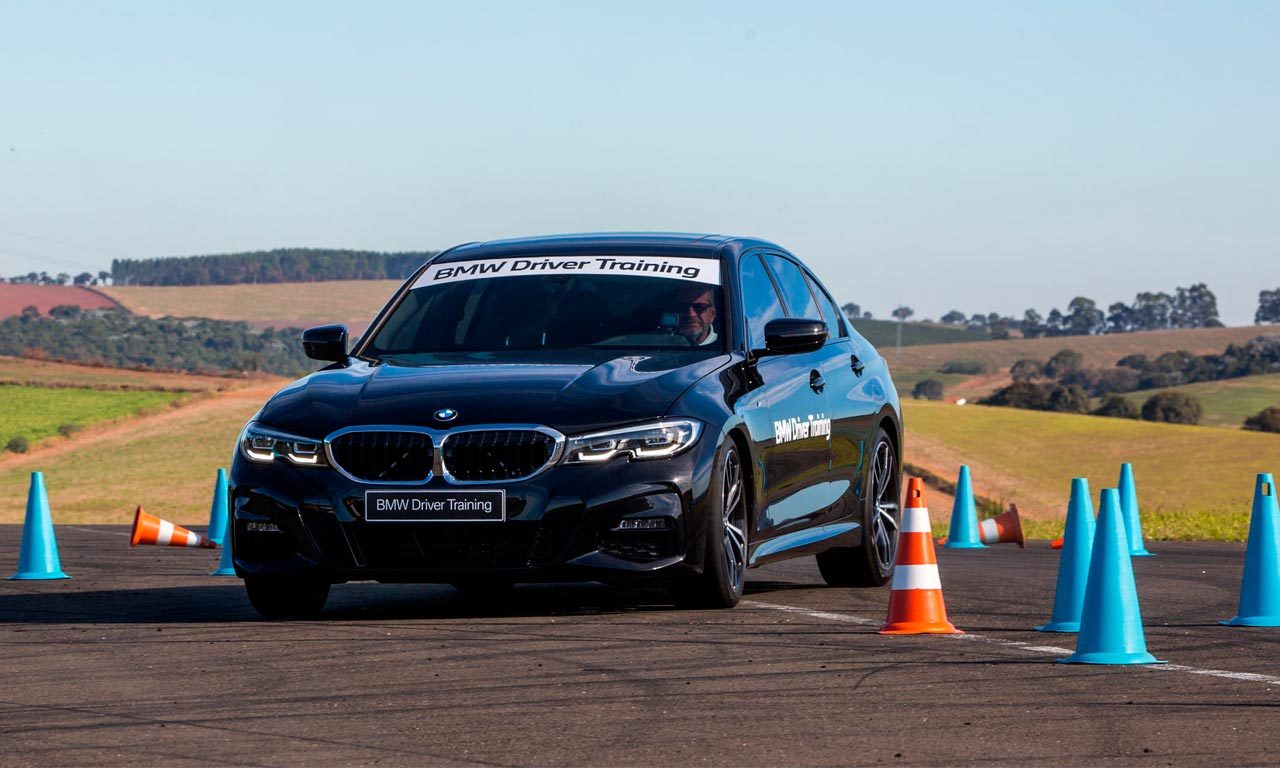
[{"left": 364, "top": 490, "right": 506, "bottom": 523}]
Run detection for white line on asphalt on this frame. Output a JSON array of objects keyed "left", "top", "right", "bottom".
[
  {"left": 1151, "top": 664, "right": 1280, "bottom": 684},
  {"left": 747, "top": 601, "right": 877, "bottom": 626},
  {"left": 744, "top": 601, "right": 1280, "bottom": 686},
  {"left": 63, "top": 526, "right": 130, "bottom": 537}
]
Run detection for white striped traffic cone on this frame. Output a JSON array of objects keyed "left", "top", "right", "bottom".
[
  {"left": 880, "top": 478, "right": 962, "bottom": 634},
  {"left": 979, "top": 503, "right": 1026, "bottom": 547},
  {"left": 129, "top": 506, "right": 216, "bottom": 548}
]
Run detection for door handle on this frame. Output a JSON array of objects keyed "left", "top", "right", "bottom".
[
  {"left": 850, "top": 354, "right": 865, "bottom": 377},
  {"left": 809, "top": 369, "right": 826, "bottom": 393}
]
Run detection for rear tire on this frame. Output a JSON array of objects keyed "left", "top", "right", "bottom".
[
  {"left": 244, "top": 574, "right": 330, "bottom": 619},
  {"left": 674, "top": 443, "right": 748, "bottom": 609},
  {"left": 816, "top": 427, "right": 900, "bottom": 587}
]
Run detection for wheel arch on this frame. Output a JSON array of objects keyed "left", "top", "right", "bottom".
[
  {"left": 723, "top": 425, "right": 758, "bottom": 548},
  {"left": 877, "top": 408, "right": 903, "bottom": 466},
  {"left": 724, "top": 426, "right": 755, "bottom": 510}
]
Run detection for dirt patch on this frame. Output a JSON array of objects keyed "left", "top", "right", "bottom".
[
  {"left": 944, "top": 372, "right": 1010, "bottom": 401},
  {"left": 0, "top": 284, "right": 121, "bottom": 317},
  {"left": 0, "top": 355, "right": 257, "bottom": 392}
]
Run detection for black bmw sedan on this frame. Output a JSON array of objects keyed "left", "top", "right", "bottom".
[{"left": 230, "top": 233, "right": 903, "bottom": 617}]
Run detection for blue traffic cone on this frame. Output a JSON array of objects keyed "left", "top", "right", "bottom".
[
  {"left": 943, "top": 466, "right": 985, "bottom": 549},
  {"left": 1221, "top": 473, "right": 1280, "bottom": 627},
  {"left": 211, "top": 504, "right": 235, "bottom": 576},
  {"left": 10, "top": 472, "right": 70, "bottom": 580},
  {"left": 1060, "top": 488, "right": 1162, "bottom": 665},
  {"left": 1036, "top": 478, "right": 1097, "bottom": 632},
  {"left": 207, "top": 468, "right": 229, "bottom": 546},
  {"left": 1118, "top": 463, "right": 1153, "bottom": 557}
]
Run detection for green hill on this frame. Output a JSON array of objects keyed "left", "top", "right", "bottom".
[
  {"left": 1109, "top": 374, "right": 1280, "bottom": 429},
  {"left": 0, "top": 385, "right": 189, "bottom": 452}
]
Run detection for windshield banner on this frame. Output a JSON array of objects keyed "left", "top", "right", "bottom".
[{"left": 414, "top": 255, "right": 721, "bottom": 288}]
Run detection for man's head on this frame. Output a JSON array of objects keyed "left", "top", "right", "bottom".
[{"left": 668, "top": 284, "right": 717, "bottom": 345}]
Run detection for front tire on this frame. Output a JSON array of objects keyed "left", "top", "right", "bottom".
[
  {"left": 675, "top": 443, "right": 748, "bottom": 608},
  {"left": 816, "top": 427, "right": 900, "bottom": 587},
  {"left": 244, "top": 574, "right": 330, "bottom": 619}
]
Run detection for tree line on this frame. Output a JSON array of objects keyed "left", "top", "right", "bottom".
[
  {"left": 108, "top": 248, "right": 437, "bottom": 286},
  {"left": 1, "top": 306, "right": 315, "bottom": 377},
  {"left": 866, "top": 284, "right": 1280, "bottom": 337},
  {"left": 930, "top": 283, "right": 1224, "bottom": 338},
  {"left": 5, "top": 271, "right": 111, "bottom": 286},
  {"left": 996, "top": 336, "right": 1280, "bottom": 400},
  {"left": 911, "top": 336, "right": 1280, "bottom": 429}
]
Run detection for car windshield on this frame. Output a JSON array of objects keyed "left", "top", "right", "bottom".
[{"left": 364, "top": 256, "right": 725, "bottom": 356}]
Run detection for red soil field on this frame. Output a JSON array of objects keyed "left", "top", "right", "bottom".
[{"left": 0, "top": 285, "right": 123, "bottom": 317}]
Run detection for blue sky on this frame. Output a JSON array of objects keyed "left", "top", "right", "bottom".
[{"left": 1, "top": 1, "right": 1276, "bottom": 325}]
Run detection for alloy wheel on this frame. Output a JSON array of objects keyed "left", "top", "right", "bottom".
[
  {"left": 869, "top": 439, "right": 900, "bottom": 572},
  {"left": 721, "top": 448, "right": 748, "bottom": 594}
]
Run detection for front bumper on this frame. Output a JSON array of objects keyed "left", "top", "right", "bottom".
[{"left": 228, "top": 434, "right": 719, "bottom": 584}]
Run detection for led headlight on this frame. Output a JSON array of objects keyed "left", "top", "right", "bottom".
[
  {"left": 238, "top": 423, "right": 327, "bottom": 466},
  {"left": 561, "top": 419, "right": 702, "bottom": 464}
]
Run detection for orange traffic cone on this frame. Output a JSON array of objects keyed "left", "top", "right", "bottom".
[
  {"left": 881, "top": 478, "right": 962, "bottom": 635},
  {"left": 979, "top": 503, "right": 1025, "bottom": 547},
  {"left": 129, "top": 506, "right": 216, "bottom": 548},
  {"left": 1050, "top": 536, "right": 1064, "bottom": 549},
  {"left": 937, "top": 503, "right": 1026, "bottom": 547}
]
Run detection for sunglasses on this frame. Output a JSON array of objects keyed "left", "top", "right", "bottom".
[{"left": 667, "top": 302, "right": 714, "bottom": 314}]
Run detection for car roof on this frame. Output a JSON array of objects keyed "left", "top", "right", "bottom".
[{"left": 436, "top": 232, "right": 787, "bottom": 263}]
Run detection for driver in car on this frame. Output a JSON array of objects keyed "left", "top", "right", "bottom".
[{"left": 668, "top": 284, "right": 718, "bottom": 346}]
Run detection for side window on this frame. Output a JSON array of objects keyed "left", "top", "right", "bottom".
[
  {"left": 765, "top": 254, "right": 822, "bottom": 322},
  {"left": 739, "top": 253, "right": 787, "bottom": 349},
  {"left": 804, "top": 272, "right": 848, "bottom": 338}
]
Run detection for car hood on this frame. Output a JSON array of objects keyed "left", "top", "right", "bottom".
[{"left": 256, "top": 349, "right": 731, "bottom": 438}]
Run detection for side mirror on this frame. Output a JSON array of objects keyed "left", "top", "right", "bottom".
[
  {"left": 761, "top": 318, "right": 827, "bottom": 355},
  {"left": 302, "top": 324, "right": 349, "bottom": 362}
]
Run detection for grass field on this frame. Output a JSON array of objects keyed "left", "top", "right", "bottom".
[
  {"left": 0, "top": 382, "right": 280, "bottom": 525},
  {"left": 1107, "top": 374, "right": 1280, "bottom": 429},
  {"left": 892, "top": 325, "right": 1272, "bottom": 378},
  {"left": 3, "top": 353, "right": 1277, "bottom": 538},
  {"left": 102, "top": 280, "right": 400, "bottom": 333},
  {"left": 905, "top": 400, "right": 1280, "bottom": 541},
  {"left": 850, "top": 318, "right": 988, "bottom": 348},
  {"left": 885, "top": 371, "right": 973, "bottom": 398},
  {"left": 0, "top": 385, "right": 189, "bottom": 449},
  {"left": 0, "top": 355, "right": 245, "bottom": 392}
]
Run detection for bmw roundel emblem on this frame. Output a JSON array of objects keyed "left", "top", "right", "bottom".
[{"left": 433, "top": 407, "right": 458, "bottom": 422}]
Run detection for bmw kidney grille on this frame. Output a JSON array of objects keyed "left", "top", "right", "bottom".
[
  {"left": 442, "top": 430, "right": 558, "bottom": 482},
  {"left": 329, "top": 431, "right": 434, "bottom": 483},
  {"left": 327, "top": 427, "right": 560, "bottom": 484}
]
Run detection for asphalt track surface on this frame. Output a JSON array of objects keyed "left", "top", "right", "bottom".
[{"left": 2, "top": 526, "right": 1277, "bottom": 767}]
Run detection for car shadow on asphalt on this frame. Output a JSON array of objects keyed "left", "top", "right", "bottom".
[
  {"left": 0, "top": 579, "right": 822, "bottom": 624},
  {"left": 743, "top": 580, "right": 822, "bottom": 594}
]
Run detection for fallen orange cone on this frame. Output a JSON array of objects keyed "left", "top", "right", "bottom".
[
  {"left": 938, "top": 503, "right": 1026, "bottom": 547},
  {"left": 881, "top": 478, "right": 962, "bottom": 635},
  {"left": 130, "top": 506, "right": 216, "bottom": 548},
  {"left": 979, "top": 503, "right": 1025, "bottom": 547}
]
